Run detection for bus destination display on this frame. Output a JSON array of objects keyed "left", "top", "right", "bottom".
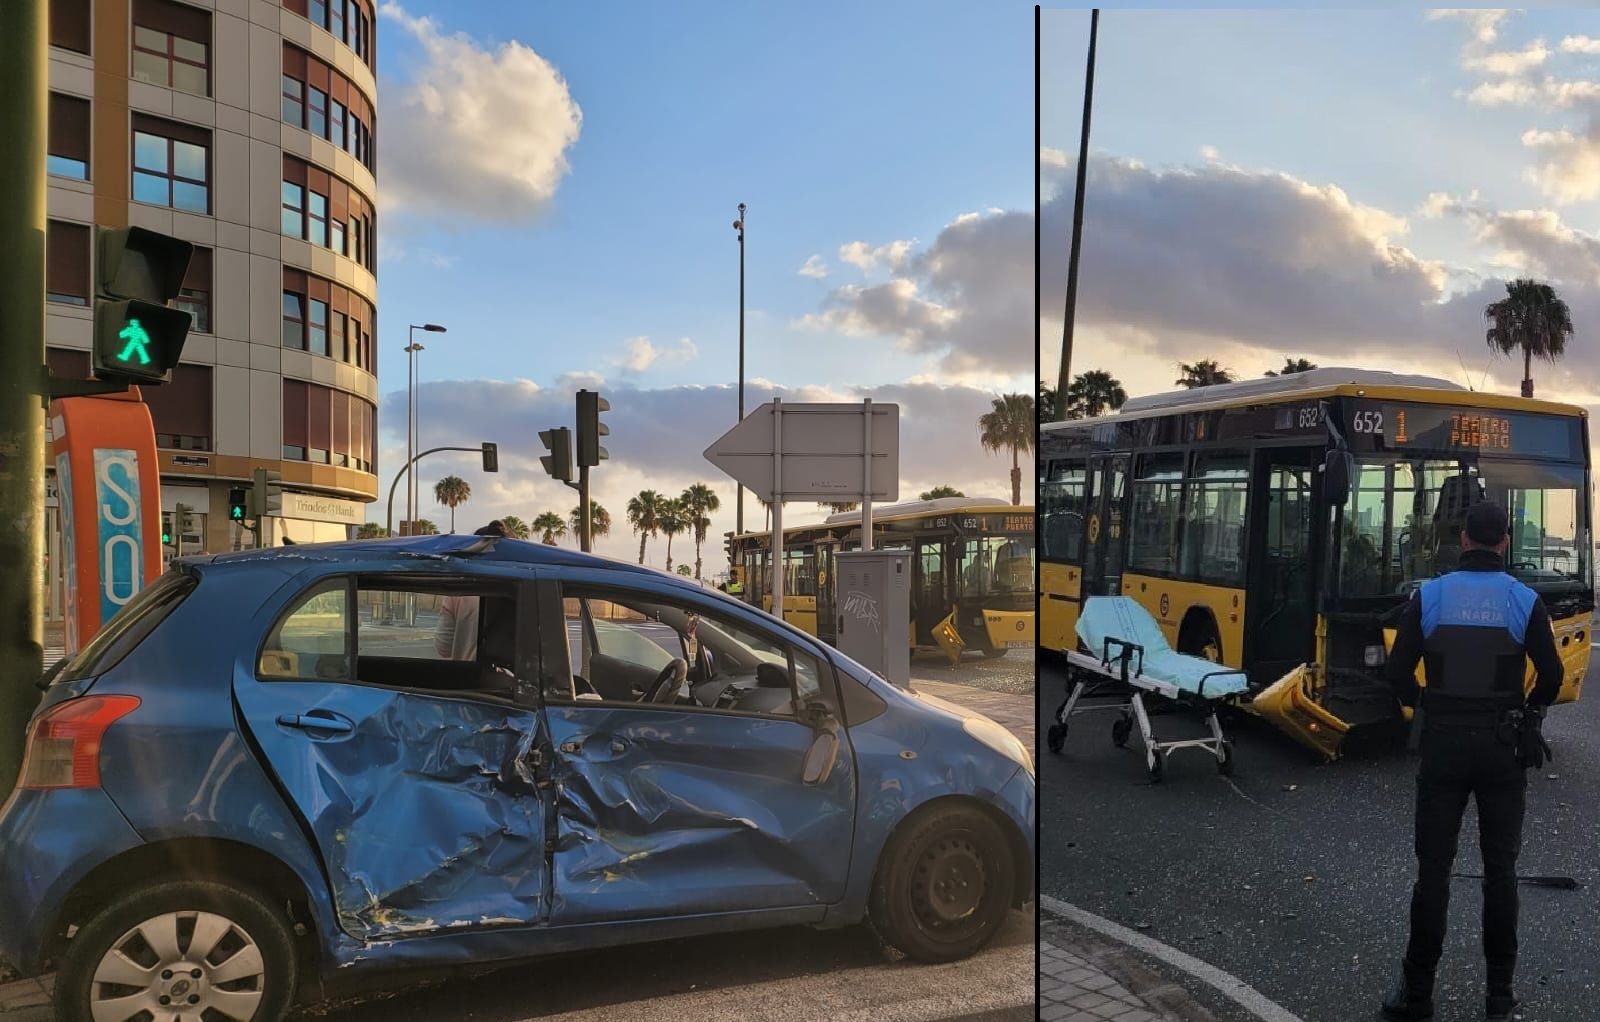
[{"left": 1351, "top": 401, "right": 1580, "bottom": 460}]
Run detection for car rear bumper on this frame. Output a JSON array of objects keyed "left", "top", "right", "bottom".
[{"left": 0, "top": 788, "right": 145, "bottom": 977}]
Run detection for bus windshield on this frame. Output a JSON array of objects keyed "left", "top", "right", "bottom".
[
  {"left": 1340, "top": 457, "right": 1590, "bottom": 597},
  {"left": 954, "top": 534, "right": 1036, "bottom": 600}
]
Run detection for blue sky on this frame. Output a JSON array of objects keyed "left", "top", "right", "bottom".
[
  {"left": 1040, "top": 8, "right": 1600, "bottom": 405},
  {"left": 370, "top": 2, "right": 1036, "bottom": 563}
]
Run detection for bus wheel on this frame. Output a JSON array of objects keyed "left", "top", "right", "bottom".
[
  {"left": 1178, "top": 616, "right": 1223, "bottom": 664},
  {"left": 981, "top": 647, "right": 1007, "bottom": 660}
]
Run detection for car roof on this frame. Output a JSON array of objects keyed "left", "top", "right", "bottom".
[{"left": 185, "top": 534, "right": 671, "bottom": 582}]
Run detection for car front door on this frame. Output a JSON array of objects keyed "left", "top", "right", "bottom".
[
  {"left": 541, "top": 578, "right": 857, "bottom": 925},
  {"left": 234, "top": 571, "right": 552, "bottom": 943}
]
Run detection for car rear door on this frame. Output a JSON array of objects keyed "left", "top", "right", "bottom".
[{"left": 233, "top": 570, "right": 552, "bottom": 943}]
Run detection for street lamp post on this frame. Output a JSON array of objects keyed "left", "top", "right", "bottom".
[
  {"left": 733, "top": 203, "right": 746, "bottom": 536},
  {"left": 405, "top": 323, "right": 445, "bottom": 533}
]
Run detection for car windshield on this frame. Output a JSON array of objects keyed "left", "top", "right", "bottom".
[{"left": 1339, "top": 457, "right": 1590, "bottom": 597}]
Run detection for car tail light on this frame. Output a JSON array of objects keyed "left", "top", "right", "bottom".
[{"left": 18, "top": 695, "right": 140, "bottom": 790}]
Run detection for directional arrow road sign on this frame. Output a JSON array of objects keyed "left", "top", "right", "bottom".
[{"left": 702, "top": 401, "right": 899, "bottom": 503}]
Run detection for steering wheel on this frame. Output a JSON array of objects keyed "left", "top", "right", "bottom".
[{"left": 643, "top": 658, "right": 689, "bottom": 704}]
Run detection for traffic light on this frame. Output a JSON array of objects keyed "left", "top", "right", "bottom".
[
  {"left": 249, "top": 468, "right": 282, "bottom": 519},
  {"left": 227, "top": 487, "right": 248, "bottom": 523},
  {"left": 481, "top": 442, "right": 499, "bottom": 473},
  {"left": 173, "top": 503, "right": 193, "bottom": 545},
  {"left": 576, "top": 389, "right": 609, "bottom": 467},
  {"left": 539, "top": 427, "right": 572, "bottom": 483},
  {"left": 92, "top": 226, "right": 194, "bottom": 384}
]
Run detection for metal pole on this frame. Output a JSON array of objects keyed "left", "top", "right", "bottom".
[
  {"left": 770, "top": 397, "right": 783, "bottom": 622},
  {"left": 861, "top": 399, "right": 874, "bottom": 552},
  {"left": 405, "top": 326, "right": 415, "bottom": 532},
  {"left": 579, "top": 464, "right": 592, "bottom": 553},
  {"left": 0, "top": 0, "right": 47, "bottom": 796},
  {"left": 735, "top": 203, "right": 746, "bottom": 537},
  {"left": 1055, "top": 8, "right": 1098, "bottom": 421}
]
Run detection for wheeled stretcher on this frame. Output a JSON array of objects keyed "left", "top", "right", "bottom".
[{"left": 1046, "top": 596, "right": 1250, "bottom": 781}]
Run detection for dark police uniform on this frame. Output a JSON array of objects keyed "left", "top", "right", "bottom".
[{"left": 1382, "top": 543, "right": 1563, "bottom": 1020}]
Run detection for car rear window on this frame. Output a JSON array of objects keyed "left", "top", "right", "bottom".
[{"left": 56, "top": 571, "right": 198, "bottom": 684}]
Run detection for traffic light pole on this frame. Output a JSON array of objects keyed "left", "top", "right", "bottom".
[
  {"left": 578, "top": 465, "right": 592, "bottom": 553},
  {"left": 383, "top": 445, "right": 488, "bottom": 537},
  {"left": 0, "top": 0, "right": 48, "bottom": 796}
]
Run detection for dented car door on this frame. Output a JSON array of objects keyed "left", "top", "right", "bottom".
[{"left": 234, "top": 572, "right": 551, "bottom": 943}]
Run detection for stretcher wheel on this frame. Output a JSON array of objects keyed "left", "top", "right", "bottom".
[
  {"left": 1111, "top": 716, "right": 1132, "bottom": 748},
  {"left": 1147, "top": 750, "right": 1164, "bottom": 783},
  {"left": 1046, "top": 723, "right": 1067, "bottom": 755},
  {"left": 1217, "top": 740, "right": 1235, "bottom": 777}
]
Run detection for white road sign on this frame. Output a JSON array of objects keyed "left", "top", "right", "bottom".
[{"left": 702, "top": 401, "right": 898, "bottom": 502}]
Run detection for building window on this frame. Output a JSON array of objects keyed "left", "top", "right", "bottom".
[
  {"left": 144, "top": 363, "right": 213, "bottom": 453},
  {"left": 308, "top": 299, "right": 328, "bottom": 356},
  {"left": 175, "top": 246, "right": 212, "bottom": 333},
  {"left": 307, "top": 86, "right": 327, "bottom": 138},
  {"left": 283, "top": 445, "right": 306, "bottom": 461},
  {"left": 281, "top": 75, "right": 303, "bottom": 127},
  {"left": 329, "top": 0, "right": 345, "bottom": 44},
  {"left": 133, "top": 122, "right": 209, "bottom": 213},
  {"left": 282, "top": 292, "right": 304, "bottom": 348},
  {"left": 308, "top": 191, "right": 328, "bottom": 247},
  {"left": 48, "top": 93, "right": 90, "bottom": 180},
  {"left": 329, "top": 98, "right": 345, "bottom": 149},
  {"left": 132, "top": 24, "right": 208, "bottom": 96},
  {"left": 50, "top": 0, "right": 92, "bottom": 54},
  {"left": 309, "top": 0, "right": 327, "bottom": 29},
  {"left": 329, "top": 219, "right": 345, "bottom": 256},
  {"left": 281, "top": 181, "right": 304, "bottom": 237},
  {"left": 331, "top": 311, "right": 347, "bottom": 360},
  {"left": 46, "top": 220, "right": 90, "bottom": 306}
]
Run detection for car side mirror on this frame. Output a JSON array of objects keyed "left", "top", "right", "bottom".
[
  {"left": 1323, "top": 449, "right": 1354, "bottom": 507},
  {"left": 802, "top": 719, "right": 840, "bottom": 786}
]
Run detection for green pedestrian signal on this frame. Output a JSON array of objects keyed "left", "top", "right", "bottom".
[
  {"left": 91, "top": 227, "right": 194, "bottom": 385},
  {"left": 227, "top": 487, "right": 248, "bottom": 522}
]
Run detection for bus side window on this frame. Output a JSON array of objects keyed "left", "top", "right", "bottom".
[
  {"left": 1042, "top": 460, "right": 1088, "bottom": 562},
  {"left": 1130, "top": 453, "right": 1185, "bottom": 575}
]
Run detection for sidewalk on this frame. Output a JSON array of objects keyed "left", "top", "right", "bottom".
[
  {"left": 1041, "top": 917, "right": 1222, "bottom": 1022},
  {"left": 911, "top": 678, "right": 1034, "bottom": 749}
]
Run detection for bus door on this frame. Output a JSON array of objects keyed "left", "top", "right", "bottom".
[
  {"left": 1083, "top": 455, "right": 1129, "bottom": 596},
  {"left": 815, "top": 538, "right": 839, "bottom": 645},
  {"left": 1245, "top": 448, "right": 1319, "bottom": 688},
  {"left": 912, "top": 537, "right": 951, "bottom": 646}
]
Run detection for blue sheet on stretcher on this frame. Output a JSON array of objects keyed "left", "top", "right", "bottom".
[{"left": 1075, "top": 596, "right": 1250, "bottom": 699}]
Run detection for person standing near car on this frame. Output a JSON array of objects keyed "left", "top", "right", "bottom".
[
  {"left": 434, "top": 520, "right": 506, "bottom": 659},
  {"left": 1381, "top": 500, "right": 1563, "bottom": 1022}
]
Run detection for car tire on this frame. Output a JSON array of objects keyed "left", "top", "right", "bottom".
[
  {"left": 869, "top": 803, "right": 1016, "bottom": 963},
  {"left": 56, "top": 880, "right": 298, "bottom": 1022}
]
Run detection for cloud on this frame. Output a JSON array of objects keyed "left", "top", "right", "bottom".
[
  {"left": 385, "top": 378, "right": 1033, "bottom": 571},
  {"left": 378, "top": 4, "right": 582, "bottom": 222},
  {"left": 1462, "top": 40, "right": 1550, "bottom": 76},
  {"left": 1199, "top": 144, "right": 1220, "bottom": 162},
  {"left": 1561, "top": 35, "right": 1600, "bottom": 54},
  {"left": 800, "top": 208, "right": 1032, "bottom": 379},
  {"left": 838, "top": 239, "right": 915, "bottom": 274},
  {"left": 1521, "top": 123, "right": 1600, "bottom": 203},
  {"left": 797, "top": 255, "right": 829, "bottom": 279},
  {"left": 613, "top": 335, "right": 699, "bottom": 372},
  {"left": 1426, "top": 9, "right": 1511, "bottom": 46}
]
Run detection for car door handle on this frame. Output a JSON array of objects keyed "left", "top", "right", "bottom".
[
  {"left": 276, "top": 712, "right": 354, "bottom": 734},
  {"left": 559, "top": 736, "right": 628, "bottom": 756}
]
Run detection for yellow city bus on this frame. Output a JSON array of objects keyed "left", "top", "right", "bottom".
[
  {"left": 1040, "top": 368, "right": 1594, "bottom": 759},
  {"left": 726, "top": 497, "right": 1036, "bottom": 658}
]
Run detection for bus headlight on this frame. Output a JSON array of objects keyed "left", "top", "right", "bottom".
[
  {"left": 964, "top": 715, "right": 1034, "bottom": 777},
  {"left": 1364, "top": 644, "right": 1386, "bottom": 667}
]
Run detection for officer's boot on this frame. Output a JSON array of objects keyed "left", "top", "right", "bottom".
[
  {"left": 1381, "top": 962, "right": 1435, "bottom": 1022},
  {"left": 1485, "top": 970, "right": 1517, "bottom": 1022}
]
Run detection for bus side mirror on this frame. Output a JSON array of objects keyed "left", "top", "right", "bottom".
[{"left": 1323, "top": 449, "right": 1354, "bottom": 507}]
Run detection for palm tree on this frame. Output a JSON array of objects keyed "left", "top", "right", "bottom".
[
  {"left": 920, "top": 485, "right": 965, "bottom": 500},
  {"left": 1486, "top": 278, "right": 1573, "bottom": 398},
  {"left": 355, "top": 522, "right": 388, "bottom": 539},
  {"left": 1038, "top": 380, "right": 1057, "bottom": 422},
  {"left": 498, "top": 515, "right": 531, "bottom": 540},
  {"left": 411, "top": 519, "right": 439, "bottom": 536},
  {"left": 569, "top": 503, "right": 611, "bottom": 543},
  {"left": 1265, "top": 357, "right": 1318, "bottom": 377},
  {"left": 819, "top": 501, "right": 859, "bottom": 513},
  {"left": 627, "top": 490, "right": 666, "bottom": 565},
  {"left": 676, "top": 564, "right": 692, "bottom": 576},
  {"left": 658, "top": 499, "right": 689, "bottom": 573},
  {"left": 432, "top": 475, "right": 471, "bottom": 533},
  {"left": 1175, "top": 360, "right": 1235, "bottom": 389},
  {"left": 532, "top": 511, "right": 566, "bottom": 545},
  {"left": 680, "top": 483, "right": 720, "bottom": 581},
  {"left": 978, "top": 392, "right": 1034, "bottom": 506},
  {"left": 1063, "top": 369, "right": 1128, "bottom": 419}
]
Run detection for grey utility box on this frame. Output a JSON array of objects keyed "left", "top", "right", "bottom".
[{"left": 834, "top": 549, "right": 911, "bottom": 687}]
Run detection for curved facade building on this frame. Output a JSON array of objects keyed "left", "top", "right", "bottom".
[{"left": 43, "top": 0, "right": 380, "bottom": 618}]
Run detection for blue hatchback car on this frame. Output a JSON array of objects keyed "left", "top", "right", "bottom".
[{"left": 0, "top": 536, "right": 1034, "bottom": 1022}]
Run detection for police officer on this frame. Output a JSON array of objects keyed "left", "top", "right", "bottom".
[{"left": 1381, "top": 500, "right": 1563, "bottom": 1022}]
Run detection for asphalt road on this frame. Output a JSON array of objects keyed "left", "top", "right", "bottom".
[
  {"left": 1040, "top": 651, "right": 1600, "bottom": 1022},
  {"left": 290, "top": 915, "right": 1032, "bottom": 1022}
]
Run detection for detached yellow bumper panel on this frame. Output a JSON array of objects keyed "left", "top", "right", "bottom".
[
  {"left": 1246, "top": 665, "right": 1351, "bottom": 762},
  {"left": 984, "top": 609, "right": 1035, "bottom": 651},
  {"left": 934, "top": 608, "right": 966, "bottom": 666}
]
